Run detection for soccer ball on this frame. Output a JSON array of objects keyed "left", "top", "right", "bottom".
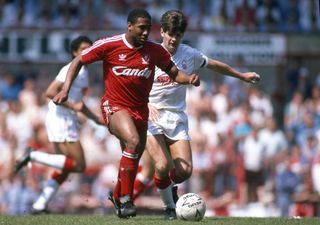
[{"left": 175, "top": 193, "right": 206, "bottom": 221}]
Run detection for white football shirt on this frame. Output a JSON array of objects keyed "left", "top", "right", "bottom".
[
  {"left": 48, "top": 62, "right": 89, "bottom": 115},
  {"left": 149, "top": 43, "right": 208, "bottom": 111}
]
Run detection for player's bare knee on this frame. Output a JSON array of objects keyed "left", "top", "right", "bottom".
[
  {"left": 125, "top": 134, "right": 140, "bottom": 150},
  {"left": 155, "top": 161, "right": 170, "bottom": 175}
]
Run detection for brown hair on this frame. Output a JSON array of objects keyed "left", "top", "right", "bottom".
[{"left": 161, "top": 10, "right": 187, "bottom": 34}]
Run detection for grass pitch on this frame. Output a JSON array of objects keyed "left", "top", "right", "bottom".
[{"left": 0, "top": 215, "right": 319, "bottom": 225}]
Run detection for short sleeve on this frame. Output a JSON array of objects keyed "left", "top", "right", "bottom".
[
  {"left": 81, "top": 38, "right": 108, "bottom": 64},
  {"left": 55, "top": 64, "right": 70, "bottom": 82},
  {"left": 81, "top": 68, "right": 89, "bottom": 88},
  {"left": 192, "top": 48, "right": 208, "bottom": 70}
]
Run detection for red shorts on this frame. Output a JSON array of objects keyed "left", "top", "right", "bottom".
[{"left": 101, "top": 99, "right": 148, "bottom": 133}]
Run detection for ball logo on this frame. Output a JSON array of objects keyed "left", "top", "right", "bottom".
[
  {"left": 112, "top": 66, "right": 152, "bottom": 79},
  {"left": 176, "top": 193, "right": 206, "bottom": 221}
]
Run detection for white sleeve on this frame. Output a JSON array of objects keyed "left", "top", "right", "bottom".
[
  {"left": 82, "top": 68, "right": 89, "bottom": 88},
  {"left": 193, "top": 48, "right": 208, "bottom": 70},
  {"left": 55, "top": 64, "right": 70, "bottom": 82}
]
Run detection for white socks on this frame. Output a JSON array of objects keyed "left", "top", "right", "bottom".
[
  {"left": 32, "top": 179, "right": 59, "bottom": 210},
  {"left": 158, "top": 184, "right": 175, "bottom": 209},
  {"left": 30, "top": 151, "right": 66, "bottom": 169}
]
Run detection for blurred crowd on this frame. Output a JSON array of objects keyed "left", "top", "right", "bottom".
[
  {"left": 1, "top": 57, "right": 320, "bottom": 217},
  {"left": 0, "top": 0, "right": 320, "bottom": 33}
]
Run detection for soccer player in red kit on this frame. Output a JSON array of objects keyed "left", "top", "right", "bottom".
[{"left": 53, "top": 9, "right": 199, "bottom": 218}]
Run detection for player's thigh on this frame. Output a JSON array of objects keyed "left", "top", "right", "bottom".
[
  {"left": 169, "top": 140, "right": 192, "bottom": 170},
  {"left": 146, "top": 134, "right": 173, "bottom": 169},
  {"left": 53, "top": 141, "right": 85, "bottom": 163},
  {"left": 108, "top": 110, "right": 139, "bottom": 144}
]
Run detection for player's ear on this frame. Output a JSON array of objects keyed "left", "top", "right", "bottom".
[
  {"left": 160, "top": 28, "right": 165, "bottom": 37},
  {"left": 72, "top": 50, "right": 77, "bottom": 58},
  {"left": 127, "top": 22, "right": 133, "bottom": 32}
]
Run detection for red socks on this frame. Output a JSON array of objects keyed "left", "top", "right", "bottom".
[
  {"left": 51, "top": 171, "right": 68, "bottom": 185},
  {"left": 114, "top": 148, "right": 139, "bottom": 200},
  {"left": 63, "top": 156, "right": 76, "bottom": 172},
  {"left": 153, "top": 175, "right": 171, "bottom": 190},
  {"left": 133, "top": 178, "right": 146, "bottom": 200}
]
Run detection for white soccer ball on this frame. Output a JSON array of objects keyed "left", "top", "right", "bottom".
[{"left": 175, "top": 193, "right": 206, "bottom": 221}]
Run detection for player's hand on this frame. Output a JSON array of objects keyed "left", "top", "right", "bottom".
[
  {"left": 189, "top": 74, "right": 200, "bottom": 87},
  {"left": 53, "top": 90, "right": 69, "bottom": 105},
  {"left": 243, "top": 72, "right": 260, "bottom": 84},
  {"left": 148, "top": 104, "right": 159, "bottom": 122}
]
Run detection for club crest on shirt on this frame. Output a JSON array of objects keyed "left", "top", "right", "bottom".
[
  {"left": 142, "top": 54, "right": 150, "bottom": 65},
  {"left": 118, "top": 54, "right": 127, "bottom": 61}
]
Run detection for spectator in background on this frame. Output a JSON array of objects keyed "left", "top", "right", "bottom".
[
  {"left": 0, "top": 72, "right": 22, "bottom": 101},
  {"left": 259, "top": 117, "right": 288, "bottom": 195},
  {"left": 210, "top": 132, "right": 237, "bottom": 198},
  {"left": 256, "top": 0, "right": 281, "bottom": 32},
  {"left": 275, "top": 157, "right": 301, "bottom": 217},
  {"left": 284, "top": 91, "right": 304, "bottom": 146},
  {"left": 234, "top": 0, "right": 257, "bottom": 32},
  {"left": 241, "top": 125, "right": 265, "bottom": 203},
  {"left": 187, "top": 130, "right": 211, "bottom": 194},
  {"left": 5, "top": 101, "right": 33, "bottom": 154}
]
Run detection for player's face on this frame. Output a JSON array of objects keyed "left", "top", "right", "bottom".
[
  {"left": 161, "top": 28, "right": 184, "bottom": 54},
  {"left": 127, "top": 17, "right": 151, "bottom": 47}
]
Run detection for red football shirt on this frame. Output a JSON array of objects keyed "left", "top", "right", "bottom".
[{"left": 81, "top": 34, "right": 172, "bottom": 108}]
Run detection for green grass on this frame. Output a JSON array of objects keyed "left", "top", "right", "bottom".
[{"left": 0, "top": 215, "right": 319, "bottom": 225}]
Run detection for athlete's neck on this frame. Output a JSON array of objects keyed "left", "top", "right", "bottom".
[
  {"left": 125, "top": 33, "right": 142, "bottom": 48},
  {"left": 161, "top": 42, "right": 177, "bottom": 55}
]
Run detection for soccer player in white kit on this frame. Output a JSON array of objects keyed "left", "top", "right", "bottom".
[
  {"left": 15, "top": 36, "right": 104, "bottom": 214},
  {"left": 132, "top": 10, "right": 260, "bottom": 220}
]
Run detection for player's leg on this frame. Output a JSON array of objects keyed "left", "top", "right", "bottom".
[
  {"left": 147, "top": 134, "right": 176, "bottom": 219},
  {"left": 133, "top": 150, "right": 154, "bottom": 200},
  {"left": 166, "top": 140, "right": 193, "bottom": 208},
  {"left": 26, "top": 141, "right": 85, "bottom": 172},
  {"left": 108, "top": 109, "right": 145, "bottom": 217},
  {"left": 16, "top": 112, "right": 84, "bottom": 173},
  {"left": 169, "top": 140, "right": 193, "bottom": 183},
  {"left": 32, "top": 141, "right": 86, "bottom": 213}
]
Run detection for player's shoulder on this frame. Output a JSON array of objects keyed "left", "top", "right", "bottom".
[
  {"left": 145, "top": 40, "right": 164, "bottom": 49},
  {"left": 92, "top": 34, "right": 123, "bottom": 47},
  {"left": 59, "top": 62, "right": 71, "bottom": 73},
  {"left": 178, "top": 43, "right": 198, "bottom": 53}
]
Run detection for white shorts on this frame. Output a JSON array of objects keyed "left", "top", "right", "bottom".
[
  {"left": 45, "top": 110, "right": 79, "bottom": 142},
  {"left": 147, "top": 109, "right": 190, "bottom": 141}
]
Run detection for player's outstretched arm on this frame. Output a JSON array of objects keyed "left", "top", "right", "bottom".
[
  {"left": 53, "top": 55, "right": 84, "bottom": 104},
  {"left": 45, "top": 79, "right": 75, "bottom": 109},
  {"left": 167, "top": 64, "right": 200, "bottom": 86},
  {"left": 74, "top": 101, "right": 105, "bottom": 125},
  {"left": 207, "top": 58, "right": 260, "bottom": 84}
]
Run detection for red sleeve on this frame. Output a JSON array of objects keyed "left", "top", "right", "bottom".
[
  {"left": 81, "top": 39, "right": 107, "bottom": 64},
  {"left": 155, "top": 44, "right": 173, "bottom": 72}
]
